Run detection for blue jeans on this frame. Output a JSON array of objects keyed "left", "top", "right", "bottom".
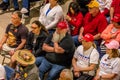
[
  {"left": 94, "top": 40, "right": 105, "bottom": 59},
  {"left": 35, "top": 56, "right": 44, "bottom": 67},
  {"left": 4, "top": 66, "right": 14, "bottom": 80},
  {"left": 106, "top": 16, "right": 110, "bottom": 24},
  {"left": 39, "top": 58, "right": 65, "bottom": 80},
  {"left": 13, "top": 0, "right": 29, "bottom": 9},
  {"left": 72, "top": 35, "right": 81, "bottom": 47},
  {"left": 3, "top": 0, "right": 9, "bottom": 3}
]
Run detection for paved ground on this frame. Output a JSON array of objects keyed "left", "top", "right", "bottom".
[{"left": 0, "top": 0, "right": 72, "bottom": 64}]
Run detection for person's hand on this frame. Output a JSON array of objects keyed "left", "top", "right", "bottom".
[
  {"left": 74, "top": 71, "right": 80, "bottom": 77},
  {"left": 66, "top": 15, "right": 71, "bottom": 21},
  {"left": 78, "top": 35, "right": 83, "bottom": 42},
  {"left": 15, "top": 73, "right": 20, "bottom": 79},
  {"left": 73, "top": 65, "right": 81, "bottom": 72}
]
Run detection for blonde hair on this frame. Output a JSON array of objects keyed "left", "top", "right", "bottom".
[
  {"left": 59, "top": 69, "right": 73, "bottom": 80},
  {"left": 92, "top": 42, "right": 96, "bottom": 48},
  {"left": 110, "top": 49, "right": 120, "bottom": 58}
]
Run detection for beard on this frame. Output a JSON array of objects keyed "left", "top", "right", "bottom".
[
  {"left": 52, "top": 32, "right": 66, "bottom": 42},
  {"left": 59, "top": 33, "right": 66, "bottom": 42}
]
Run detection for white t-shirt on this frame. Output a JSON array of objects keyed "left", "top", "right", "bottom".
[
  {"left": 74, "top": 45, "right": 99, "bottom": 76},
  {"left": 0, "top": 64, "right": 5, "bottom": 80},
  {"left": 99, "top": 54, "right": 120, "bottom": 80}
]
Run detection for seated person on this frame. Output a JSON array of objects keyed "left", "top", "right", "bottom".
[
  {"left": 101, "top": 14, "right": 120, "bottom": 43},
  {"left": 72, "top": 33, "right": 99, "bottom": 80},
  {"left": 66, "top": 2, "right": 83, "bottom": 47},
  {"left": 39, "top": 0, "right": 64, "bottom": 33},
  {"left": 77, "top": 0, "right": 107, "bottom": 59},
  {"left": 100, "top": 14, "right": 120, "bottom": 55},
  {"left": 25, "top": 20, "right": 49, "bottom": 57},
  {"left": 94, "top": 40, "right": 120, "bottom": 80},
  {"left": 0, "top": 64, "right": 6, "bottom": 80},
  {"left": 0, "top": 11, "right": 28, "bottom": 56},
  {"left": 4, "top": 49, "right": 40, "bottom": 80},
  {"left": 37, "top": 21, "right": 75, "bottom": 80}
]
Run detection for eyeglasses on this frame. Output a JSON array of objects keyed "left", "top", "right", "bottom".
[{"left": 31, "top": 26, "right": 38, "bottom": 29}]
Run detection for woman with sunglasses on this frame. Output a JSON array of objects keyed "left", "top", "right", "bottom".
[{"left": 25, "top": 20, "right": 49, "bottom": 57}]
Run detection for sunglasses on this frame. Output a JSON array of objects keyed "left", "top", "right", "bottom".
[{"left": 31, "top": 26, "right": 38, "bottom": 29}]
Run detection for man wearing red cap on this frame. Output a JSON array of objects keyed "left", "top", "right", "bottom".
[
  {"left": 36, "top": 21, "right": 75, "bottom": 80},
  {"left": 75, "top": 0, "right": 107, "bottom": 59}
]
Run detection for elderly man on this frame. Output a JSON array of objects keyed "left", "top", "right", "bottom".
[
  {"left": 37, "top": 21, "right": 75, "bottom": 80},
  {"left": 74, "top": 0, "right": 107, "bottom": 58},
  {"left": 4, "top": 49, "right": 40, "bottom": 80},
  {"left": 0, "top": 11, "right": 28, "bottom": 56}
]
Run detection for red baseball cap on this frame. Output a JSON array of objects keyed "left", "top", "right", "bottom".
[
  {"left": 112, "top": 14, "right": 120, "bottom": 23},
  {"left": 57, "top": 21, "right": 67, "bottom": 29},
  {"left": 83, "top": 33, "right": 94, "bottom": 42}
]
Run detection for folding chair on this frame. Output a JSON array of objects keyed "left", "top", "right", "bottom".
[{"left": 0, "top": 50, "right": 10, "bottom": 65}]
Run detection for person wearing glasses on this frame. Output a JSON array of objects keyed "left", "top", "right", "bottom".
[{"left": 25, "top": 20, "right": 49, "bottom": 57}]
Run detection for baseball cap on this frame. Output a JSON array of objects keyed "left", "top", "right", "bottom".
[
  {"left": 57, "top": 21, "right": 67, "bottom": 29},
  {"left": 87, "top": 0, "right": 99, "bottom": 8},
  {"left": 112, "top": 14, "right": 120, "bottom": 23},
  {"left": 83, "top": 33, "right": 94, "bottom": 42},
  {"left": 105, "top": 40, "right": 120, "bottom": 49}
]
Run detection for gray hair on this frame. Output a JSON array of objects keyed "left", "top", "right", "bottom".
[{"left": 12, "top": 11, "right": 22, "bottom": 19}]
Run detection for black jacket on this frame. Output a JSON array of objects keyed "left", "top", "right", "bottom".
[{"left": 25, "top": 30, "right": 48, "bottom": 57}]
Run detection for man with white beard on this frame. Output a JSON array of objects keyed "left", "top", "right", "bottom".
[{"left": 36, "top": 21, "right": 75, "bottom": 80}]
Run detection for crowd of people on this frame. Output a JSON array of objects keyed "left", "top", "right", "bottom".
[{"left": 0, "top": 0, "right": 120, "bottom": 80}]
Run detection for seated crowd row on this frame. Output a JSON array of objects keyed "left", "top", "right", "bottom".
[{"left": 0, "top": 0, "right": 120, "bottom": 80}]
